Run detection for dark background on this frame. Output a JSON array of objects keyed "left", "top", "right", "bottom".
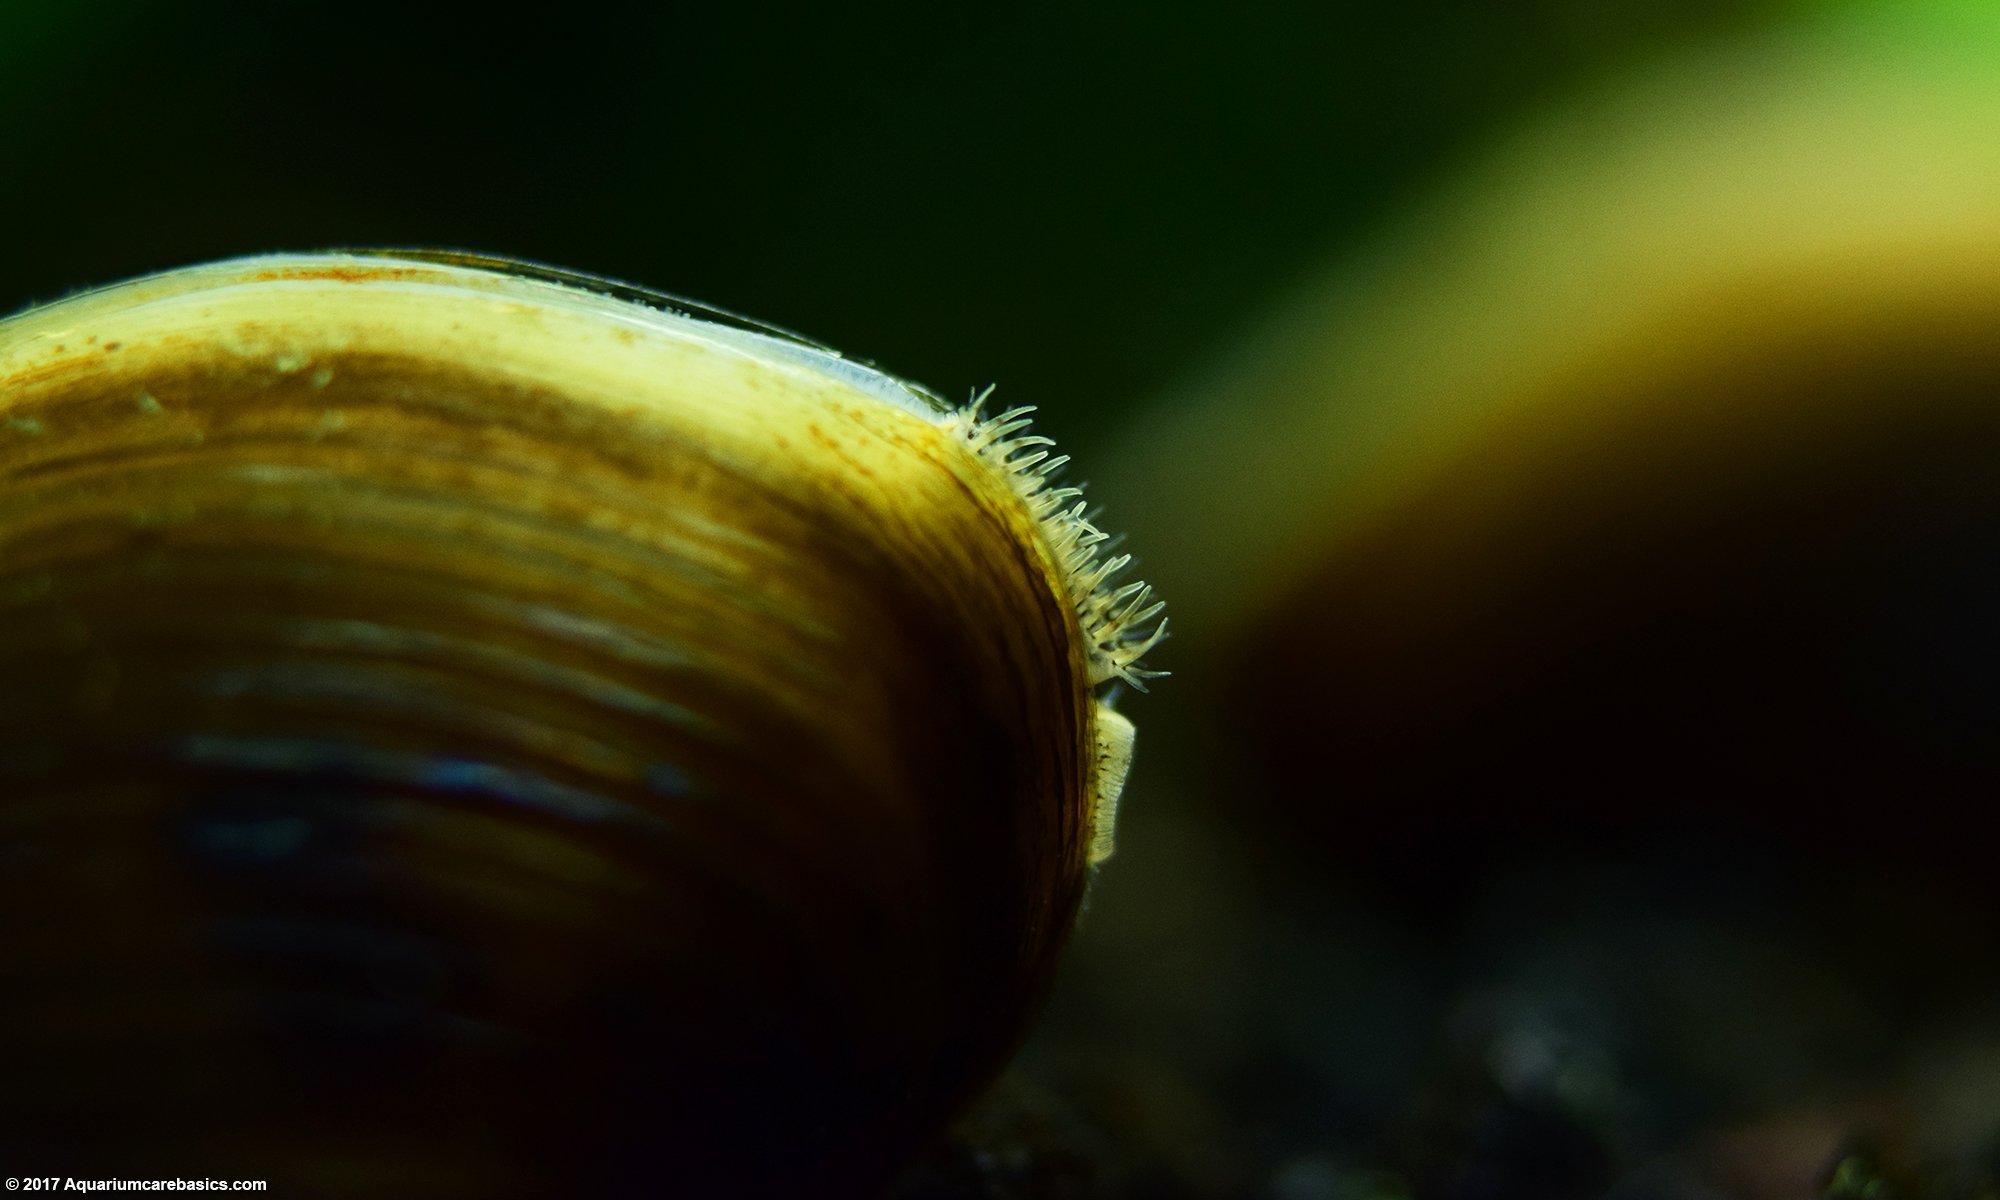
[
  {"left": 0, "top": 0, "right": 1768, "bottom": 453},
  {"left": 23, "top": 5, "right": 1967, "bottom": 1198}
]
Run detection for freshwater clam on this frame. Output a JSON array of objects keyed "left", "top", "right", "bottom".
[
  {"left": 0, "top": 252, "right": 1162, "bottom": 1197},
  {"left": 1087, "top": 11, "right": 2000, "bottom": 1179},
  {"left": 1064, "top": 14, "right": 2000, "bottom": 1184},
  {"left": 1103, "top": 7, "right": 2000, "bottom": 902}
]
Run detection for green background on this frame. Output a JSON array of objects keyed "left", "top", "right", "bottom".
[{"left": 0, "top": 0, "right": 1773, "bottom": 454}]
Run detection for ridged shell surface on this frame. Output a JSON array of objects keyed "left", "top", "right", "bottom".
[{"left": 0, "top": 255, "right": 1112, "bottom": 1197}]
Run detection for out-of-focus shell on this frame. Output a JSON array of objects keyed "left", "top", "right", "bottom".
[{"left": 1099, "top": 7, "right": 2000, "bottom": 914}]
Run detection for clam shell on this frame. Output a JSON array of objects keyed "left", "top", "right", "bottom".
[
  {"left": 1096, "top": 10, "right": 2000, "bottom": 928},
  {"left": 0, "top": 254, "right": 1129, "bottom": 1196}
]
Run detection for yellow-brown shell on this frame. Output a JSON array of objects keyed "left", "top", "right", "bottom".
[
  {"left": 1094, "top": 10, "right": 2000, "bottom": 908},
  {"left": 0, "top": 254, "right": 1150, "bottom": 1196}
]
